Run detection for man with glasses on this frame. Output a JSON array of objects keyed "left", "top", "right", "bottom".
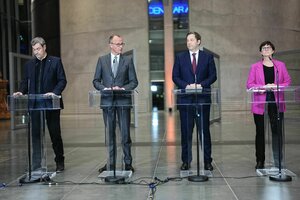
[{"left": 93, "top": 34, "right": 138, "bottom": 173}]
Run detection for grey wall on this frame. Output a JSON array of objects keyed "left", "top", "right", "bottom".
[
  {"left": 189, "top": 0, "right": 300, "bottom": 110},
  {"left": 60, "top": 0, "right": 300, "bottom": 114},
  {"left": 60, "top": 0, "right": 150, "bottom": 114}
]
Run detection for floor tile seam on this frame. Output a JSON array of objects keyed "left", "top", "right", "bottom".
[
  {"left": 147, "top": 128, "right": 168, "bottom": 199},
  {"left": 213, "top": 161, "right": 240, "bottom": 200},
  {"left": 56, "top": 153, "right": 106, "bottom": 200},
  {"left": 0, "top": 156, "right": 19, "bottom": 163}
]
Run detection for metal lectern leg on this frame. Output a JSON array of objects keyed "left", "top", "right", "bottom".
[{"left": 188, "top": 105, "right": 208, "bottom": 182}]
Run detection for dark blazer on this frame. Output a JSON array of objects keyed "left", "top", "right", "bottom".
[
  {"left": 172, "top": 50, "right": 217, "bottom": 105},
  {"left": 19, "top": 56, "right": 67, "bottom": 109},
  {"left": 93, "top": 53, "right": 138, "bottom": 107}
]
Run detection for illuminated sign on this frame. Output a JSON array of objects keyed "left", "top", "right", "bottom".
[{"left": 149, "top": 3, "right": 188, "bottom": 16}]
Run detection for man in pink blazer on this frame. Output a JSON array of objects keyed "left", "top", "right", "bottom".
[{"left": 246, "top": 41, "right": 291, "bottom": 169}]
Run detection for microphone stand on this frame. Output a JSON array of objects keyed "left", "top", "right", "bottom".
[
  {"left": 27, "top": 80, "right": 32, "bottom": 181},
  {"left": 19, "top": 80, "right": 32, "bottom": 183},
  {"left": 269, "top": 59, "right": 292, "bottom": 182},
  {"left": 19, "top": 80, "right": 39, "bottom": 183},
  {"left": 188, "top": 74, "right": 208, "bottom": 182},
  {"left": 104, "top": 81, "right": 125, "bottom": 184},
  {"left": 24, "top": 92, "right": 33, "bottom": 182}
]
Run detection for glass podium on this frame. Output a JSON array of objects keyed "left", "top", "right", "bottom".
[
  {"left": 89, "top": 90, "right": 137, "bottom": 183},
  {"left": 8, "top": 94, "right": 61, "bottom": 183},
  {"left": 247, "top": 86, "right": 300, "bottom": 181},
  {"left": 173, "top": 88, "right": 220, "bottom": 182}
]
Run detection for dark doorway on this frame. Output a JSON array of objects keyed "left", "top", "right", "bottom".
[{"left": 151, "top": 81, "right": 164, "bottom": 111}]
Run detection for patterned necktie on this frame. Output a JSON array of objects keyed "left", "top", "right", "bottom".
[
  {"left": 192, "top": 53, "right": 197, "bottom": 74},
  {"left": 112, "top": 56, "right": 118, "bottom": 77}
]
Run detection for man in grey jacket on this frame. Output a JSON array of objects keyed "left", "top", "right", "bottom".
[{"left": 93, "top": 34, "right": 138, "bottom": 173}]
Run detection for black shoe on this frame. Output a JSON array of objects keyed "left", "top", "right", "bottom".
[
  {"left": 98, "top": 165, "right": 107, "bottom": 173},
  {"left": 180, "top": 163, "right": 190, "bottom": 170},
  {"left": 99, "top": 164, "right": 116, "bottom": 173},
  {"left": 56, "top": 162, "right": 65, "bottom": 173},
  {"left": 255, "top": 161, "right": 264, "bottom": 169},
  {"left": 125, "top": 164, "right": 135, "bottom": 172},
  {"left": 204, "top": 163, "right": 213, "bottom": 171}
]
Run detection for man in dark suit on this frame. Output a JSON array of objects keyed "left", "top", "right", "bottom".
[
  {"left": 172, "top": 31, "right": 217, "bottom": 171},
  {"left": 14, "top": 37, "right": 67, "bottom": 172},
  {"left": 93, "top": 34, "right": 138, "bottom": 173}
]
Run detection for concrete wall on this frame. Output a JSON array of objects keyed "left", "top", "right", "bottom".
[
  {"left": 60, "top": 0, "right": 300, "bottom": 114},
  {"left": 189, "top": 0, "right": 300, "bottom": 110},
  {"left": 60, "top": 0, "right": 150, "bottom": 114}
]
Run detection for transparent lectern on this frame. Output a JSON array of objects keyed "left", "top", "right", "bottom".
[
  {"left": 173, "top": 88, "right": 220, "bottom": 182},
  {"left": 247, "top": 86, "right": 300, "bottom": 181},
  {"left": 89, "top": 90, "right": 137, "bottom": 183},
  {"left": 7, "top": 94, "right": 61, "bottom": 183}
]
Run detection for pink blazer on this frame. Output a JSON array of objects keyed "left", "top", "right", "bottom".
[{"left": 246, "top": 59, "right": 292, "bottom": 114}]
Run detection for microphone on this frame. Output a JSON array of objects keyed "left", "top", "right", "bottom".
[
  {"left": 193, "top": 75, "right": 197, "bottom": 94},
  {"left": 269, "top": 57, "right": 279, "bottom": 83},
  {"left": 27, "top": 79, "right": 30, "bottom": 95},
  {"left": 268, "top": 54, "right": 285, "bottom": 176},
  {"left": 269, "top": 57, "right": 280, "bottom": 109}
]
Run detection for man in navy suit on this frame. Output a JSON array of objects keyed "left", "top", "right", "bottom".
[
  {"left": 93, "top": 34, "right": 138, "bottom": 173},
  {"left": 14, "top": 37, "right": 67, "bottom": 173},
  {"left": 172, "top": 32, "right": 217, "bottom": 171}
]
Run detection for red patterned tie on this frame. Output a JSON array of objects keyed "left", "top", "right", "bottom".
[{"left": 192, "top": 53, "right": 197, "bottom": 74}]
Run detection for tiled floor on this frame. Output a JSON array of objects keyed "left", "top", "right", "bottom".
[{"left": 0, "top": 109, "right": 299, "bottom": 200}]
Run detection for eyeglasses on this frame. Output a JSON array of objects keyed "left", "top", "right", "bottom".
[
  {"left": 110, "top": 43, "right": 125, "bottom": 47},
  {"left": 261, "top": 46, "right": 272, "bottom": 51}
]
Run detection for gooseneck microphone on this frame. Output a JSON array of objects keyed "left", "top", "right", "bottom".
[
  {"left": 269, "top": 56, "right": 279, "bottom": 89},
  {"left": 268, "top": 56, "right": 292, "bottom": 181}
]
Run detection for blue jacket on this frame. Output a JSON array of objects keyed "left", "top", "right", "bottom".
[{"left": 172, "top": 50, "right": 217, "bottom": 105}]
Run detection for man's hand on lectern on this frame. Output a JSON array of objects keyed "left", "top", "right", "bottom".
[{"left": 13, "top": 92, "right": 23, "bottom": 96}]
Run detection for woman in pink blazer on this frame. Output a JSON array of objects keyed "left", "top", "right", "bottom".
[{"left": 246, "top": 41, "right": 291, "bottom": 169}]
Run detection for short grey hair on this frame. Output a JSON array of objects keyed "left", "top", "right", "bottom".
[
  {"left": 108, "top": 34, "right": 121, "bottom": 44},
  {"left": 31, "top": 37, "right": 46, "bottom": 46}
]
